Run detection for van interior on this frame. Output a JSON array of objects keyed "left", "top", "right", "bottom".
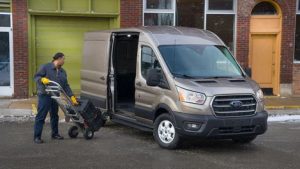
[{"left": 112, "top": 33, "right": 139, "bottom": 113}]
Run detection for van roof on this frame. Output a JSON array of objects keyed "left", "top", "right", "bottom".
[{"left": 86, "top": 26, "right": 226, "bottom": 46}]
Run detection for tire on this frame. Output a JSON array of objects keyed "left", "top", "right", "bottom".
[
  {"left": 68, "top": 126, "right": 79, "bottom": 138},
  {"left": 153, "top": 114, "right": 181, "bottom": 149},
  {"left": 232, "top": 135, "right": 257, "bottom": 144},
  {"left": 101, "top": 112, "right": 109, "bottom": 127},
  {"left": 84, "top": 128, "right": 94, "bottom": 140}
]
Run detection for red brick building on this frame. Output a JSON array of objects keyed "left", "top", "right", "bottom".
[{"left": 1, "top": 0, "right": 300, "bottom": 98}]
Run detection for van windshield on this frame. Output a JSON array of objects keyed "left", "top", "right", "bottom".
[{"left": 158, "top": 45, "right": 243, "bottom": 79}]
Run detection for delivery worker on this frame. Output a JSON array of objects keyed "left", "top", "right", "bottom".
[{"left": 33, "top": 52, "right": 78, "bottom": 144}]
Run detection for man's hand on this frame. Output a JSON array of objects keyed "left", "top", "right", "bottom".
[
  {"left": 71, "top": 96, "right": 79, "bottom": 105},
  {"left": 41, "top": 77, "right": 50, "bottom": 85}
]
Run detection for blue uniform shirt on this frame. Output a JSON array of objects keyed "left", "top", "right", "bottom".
[{"left": 34, "top": 62, "right": 73, "bottom": 97}]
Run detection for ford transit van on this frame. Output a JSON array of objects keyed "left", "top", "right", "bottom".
[{"left": 80, "top": 26, "right": 268, "bottom": 149}]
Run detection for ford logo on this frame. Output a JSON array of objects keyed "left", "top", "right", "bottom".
[{"left": 230, "top": 101, "right": 243, "bottom": 109}]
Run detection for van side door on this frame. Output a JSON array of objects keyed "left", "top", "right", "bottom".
[{"left": 81, "top": 36, "right": 110, "bottom": 110}]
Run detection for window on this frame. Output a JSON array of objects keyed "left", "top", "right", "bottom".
[
  {"left": 251, "top": 2, "right": 277, "bottom": 15},
  {"left": 176, "top": 0, "right": 204, "bottom": 29},
  {"left": 141, "top": 46, "right": 161, "bottom": 78},
  {"left": 0, "top": 14, "right": 10, "bottom": 27},
  {"left": 146, "top": 0, "right": 172, "bottom": 9},
  {"left": 0, "top": 13, "right": 12, "bottom": 87},
  {"left": 208, "top": 0, "right": 233, "bottom": 11},
  {"left": 295, "top": 0, "right": 300, "bottom": 62},
  {"left": 0, "top": 32, "right": 10, "bottom": 86},
  {"left": 205, "top": 0, "right": 236, "bottom": 53},
  {"left": 158, "top": 45, "right": 242, "bottom": 78},
  {"left": 143, "top": 0, "right": 176, "bottom": 26}
]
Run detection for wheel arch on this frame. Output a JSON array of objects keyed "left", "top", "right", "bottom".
[{"left": 153, "top": 103, "right": 177, "bottom": 126}]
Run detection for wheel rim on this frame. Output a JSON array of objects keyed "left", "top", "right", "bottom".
[
  {"left": 87, "top": 131, "right": 93, "bottom": 137},
  {"left": 72, "top": 128, "right": 78, "bottom": 136},
  {"left": 158, "top": 120, "right": 175, "bottom": 144}
]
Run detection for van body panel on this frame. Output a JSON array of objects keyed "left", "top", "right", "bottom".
[
  {"left": 172, "top": 111, "right": 268, "bottom": 137},
  {"left": 81, "top": 33, "right": 110, "bottom": 109},
  {"left": 174, "top": 78, "right": 256, "bottom": 97}
]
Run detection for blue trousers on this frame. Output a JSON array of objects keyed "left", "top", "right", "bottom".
[{"left": 34, "top": 94, "right": 59, "bottom": 139}]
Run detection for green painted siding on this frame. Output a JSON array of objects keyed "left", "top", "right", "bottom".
[
  {"left": 28, "top": 0, "right": 119, "bottom": 16},
  {"left": 0, "top": 0, "right": 10, "bottom": 12},
  {"left": 34, "top": 16, "right": 110, "bottom": 93}
]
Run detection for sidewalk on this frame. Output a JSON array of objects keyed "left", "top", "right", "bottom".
[{"left": 0, "top": 96, "right": 300, "bottom": 120}]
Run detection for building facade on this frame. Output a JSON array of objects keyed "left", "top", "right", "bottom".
[{"left": 0, "top": 0, "right": 300, "bottom": 98}]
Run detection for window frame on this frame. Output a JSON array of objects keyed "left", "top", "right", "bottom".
[
  {"left": 295, "top": 0, "right": 300, "bottom": 63},
  {"left": 204, "top": 0, "right": 237, "bottom": 55},
  {"left": 0, "top": 12, "right": 14, "bottom": 95},
  {"left": 297, "top": 0, "right": 300, "bottom": 14},
  {"left": 140, "top": 45, "right": 161, "bottom": 79},
  {"left": 143, "top": 0, "right": 176, "bottom": 26}
]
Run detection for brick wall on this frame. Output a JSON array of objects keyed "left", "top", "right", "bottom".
[
  {"left": 293, "top": 64, "right": 300, "bottom": 95},
  {"left": 12, "top": 0, "right": 28, "bottom": 98},
  {"left": 120, "top": 0, "right": 143, "bottom": 27},
  {"left": 236, "top": 0, "right": 296, "bottom": 84}
]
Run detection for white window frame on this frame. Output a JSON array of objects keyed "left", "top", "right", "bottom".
[
  {"left": 0, "top": 12, "right": 14, "bottom": 96},
  {"left": 295, "top": 0, "right": 300, "bottom": 63},
  {"left": 143, "top": 0, "right": 176, "bottom": 26},
  {"left": 204, "top": 0, "right": 237, "bottom": 55}
]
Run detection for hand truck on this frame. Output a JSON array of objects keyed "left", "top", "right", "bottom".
[{"left": 45, "top": 80, "right": 103, "bottom": 140}]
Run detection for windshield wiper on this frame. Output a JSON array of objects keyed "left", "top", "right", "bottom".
[
  {"left": 173, "top": 73, "right": 196, "bottom": 79},
  {"left": 202, "top": 76, "right": 234, "bottom": 79}
]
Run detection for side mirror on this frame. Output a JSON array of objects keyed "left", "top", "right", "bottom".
[
  {"left": 244, "top": 68, "right": 252, "bottom": 78},
  {"left": 146, "top": 69, "right": 162, "bottom": 86}
]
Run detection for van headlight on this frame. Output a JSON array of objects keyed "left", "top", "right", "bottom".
[
  {"left": 177, "top": 87, "right": 206, "bottom": 105},
  {"left": 256, "top": 89, "right": 264, "bottom": 101}
]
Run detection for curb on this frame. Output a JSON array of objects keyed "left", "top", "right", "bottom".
[
  {"left": 266, "top": 106, "right": 300, "bottom": 110},
  {"left": 0, "top": 109, "right": 34, "bottom": 122}
]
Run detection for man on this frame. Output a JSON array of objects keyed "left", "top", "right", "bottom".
[{"left": 33, "top": 52, "right": 78, "bottom": 144}]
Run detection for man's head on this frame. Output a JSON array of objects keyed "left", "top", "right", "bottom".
[{"left": 52, "top": 52, "right": 65, "bottom": 68}]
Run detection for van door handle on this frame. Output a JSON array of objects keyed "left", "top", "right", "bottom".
[
  {"left": 136, "top": 82, "right": 142, "bottom": 87},
  {"left": 100, "top": 76, "right": 105, "bottom": 80}
]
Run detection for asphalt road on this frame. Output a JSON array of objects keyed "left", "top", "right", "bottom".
[{"left": 0, "top": 121, "right": 300, "bottom": 169}]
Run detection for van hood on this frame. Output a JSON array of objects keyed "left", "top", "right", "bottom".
[{"left": 174, "top": 77, "right": 260, "bottom": 97}]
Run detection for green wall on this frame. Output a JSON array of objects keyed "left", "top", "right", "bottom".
[
  {"left": 28, "top": 0, "right": 120, "bottom": 95},
  {"left": 0, "top": 0, "right": 10, "bottom": 12}
]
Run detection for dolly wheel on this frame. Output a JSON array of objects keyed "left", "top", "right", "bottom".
[
  {"left": 68, "top": 126, "right": 79, "bottom": 138},
  {"left": 84, "top": 128, "right": 94, "bottom": 140}
]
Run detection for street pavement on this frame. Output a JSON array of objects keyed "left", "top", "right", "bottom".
[{"left": 0, "top": 120, "right": 300, "bottom": 169}]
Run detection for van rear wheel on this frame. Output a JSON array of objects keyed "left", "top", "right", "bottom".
[{"left": 154, "top": 114, "right": 180, "bottom": 149}]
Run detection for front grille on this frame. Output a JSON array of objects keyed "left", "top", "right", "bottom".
[{"left": 212, "top": 95, "right": 257, "bottom": 117}]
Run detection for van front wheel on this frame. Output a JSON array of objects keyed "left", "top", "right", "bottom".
[{"left": 154, "top": 114, "right": 180, "bottom": 149}]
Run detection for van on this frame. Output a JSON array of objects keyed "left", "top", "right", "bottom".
[{"left": 80, "top": 26, "right": 268, "bottom": 149}]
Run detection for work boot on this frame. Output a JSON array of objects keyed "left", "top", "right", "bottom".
[
  {"left": 51, "top": 134, "right": 64, "bottom": 140},
  {"left": 34, "top": 138, "right": 44, "bottom": 144}
]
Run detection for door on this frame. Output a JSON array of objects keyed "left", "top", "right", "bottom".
[
  {"left": 250, "top": 34, "right": 276, "bottom": 89},
  {"left": 249, "top": 1, "right": 281, "bottom": 95},
  {"left": 135, "top": 44, "right": 162, "bottom": 120},
  {"left": 34, "top": 16, "right": 110, "bottom": 93},
  {"left": 0, "top": 13, "right": 13, "bottom": 96}
]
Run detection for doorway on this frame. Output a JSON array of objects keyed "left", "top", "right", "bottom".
[
  {"left": 112, "top": 33, "right": 139, "bottom": 112},
  {"left": 249, "top": 1, "right": 281, "bottom": 95},
  {"left": 0, "top": 13, "right": 13, "bottom": 96}
]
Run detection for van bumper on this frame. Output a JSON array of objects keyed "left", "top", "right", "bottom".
[{"left": 172, "top": 111, "right": 268, "bottom": 138}]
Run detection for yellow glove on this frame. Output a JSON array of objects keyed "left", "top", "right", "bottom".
[
  {"left": 41, "top": 77, "right": 50, "bottom": 85},
  {"left": 71, "top": 96, "right": 79, "bottom": 105}
]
